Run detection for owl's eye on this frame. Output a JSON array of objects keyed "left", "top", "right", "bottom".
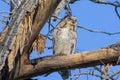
[
  {"left": 71, "top": 19, "right": 77, "bottom": 24},
  {"left": 71, "top": 20, "right": 75, "bottom": 24}
]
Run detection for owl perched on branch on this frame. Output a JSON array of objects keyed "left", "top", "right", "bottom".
[{"left": 53, "top": 16, "right": 77, "bottom": 80}]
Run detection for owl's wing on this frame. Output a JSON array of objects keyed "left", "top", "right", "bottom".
[
  {"left": 53, "top": 19, "right": 67, "bottom": 54},
  {"left": 69, "top": 30, "right": 77, "bottom": 54},
  {"left": 53, "top": 27, "right": 59, "bottom": 55}
]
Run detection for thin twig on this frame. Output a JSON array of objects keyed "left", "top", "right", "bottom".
[
  {"left": 0, "top": 20, "right": 7, "bottom": 24},
  {"left": 2, "top": 0, "right": 9, "bottom": 5},
  {"left": 108, "top": 69, "right": 120, "bottom": 79},
  {"left": 115, "top": 6, "right": 120, "bottom": 20},
  {"left": 94, "top": 66, "right": 104, "bottom": 74},
  {"left": 78, "top": 25, "right": 120, "bottom": 35},
  {"left": 90, "top": 0, "right": 120, "bottom": 7},
  {"left": 47, "top": 19, "right": 55, "bottom": 34},
  {"left": 115, "top": 71, "right": 120, "bottom": 80},
  {"left": 45, "top": 19, "right": 51, "bottom": 40},
  {"left": 0, "top": 11, "right": 12, "bottom": 14},
  {"left": 52, "top": 0, "right": 71, "bottom": 21},
  {"left": 90, "top": 0, "right": 120, "bottom": 20},
  {"left": 64, "top": 4, "right": 72, "bottom": 16},
  {"left": 11, "top": 0, "right": 18, "bottom": 8},
  {"left": 52, "top": 0, "right": 78, "bottom": 21},
  {"left": 71, "top": 71, "right": 104, "bottom": 79},
  {"left": 45, "top": 19, "right": 54, "bottom": 41},
  {"left": 0, "top": 15, "right": 10, "bottom": 19}
]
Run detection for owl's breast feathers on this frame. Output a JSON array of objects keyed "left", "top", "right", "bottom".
[{"left": 53, "top": 16, "right": 77, "bottom": 55}]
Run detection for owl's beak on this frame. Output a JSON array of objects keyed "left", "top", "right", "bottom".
[{"left": 72, "top": 19, "right": 77, "bottom": 24}]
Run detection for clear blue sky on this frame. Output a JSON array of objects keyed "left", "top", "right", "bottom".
[{"left": 0, "top": 0, "right": 120, "bottom": 80}]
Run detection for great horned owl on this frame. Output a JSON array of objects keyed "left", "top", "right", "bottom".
[{"left": 53, "top": 16, "right": 77, "bottom": 80}]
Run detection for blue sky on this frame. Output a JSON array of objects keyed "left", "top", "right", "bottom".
[{"left": 0, "top": 0, "right": 120, "bottom": 80}]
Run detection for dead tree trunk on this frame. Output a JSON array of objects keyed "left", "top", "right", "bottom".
[{"left": 0, "top": 0, "right": 61, "bottom": 80}]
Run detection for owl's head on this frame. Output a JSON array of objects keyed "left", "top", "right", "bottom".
[
  {"left": 64, "top": 16, "right": 77, "bottom": 30},
  {"left": 65, "top": 16, "right": 77, "bottom": 24},
  {"left": 56, "top": 16, "right": 77, "bottom": 31}
]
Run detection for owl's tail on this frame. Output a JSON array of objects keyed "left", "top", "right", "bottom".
[{"left": 58, "top": 70, "right": 71, "bottom": 80}]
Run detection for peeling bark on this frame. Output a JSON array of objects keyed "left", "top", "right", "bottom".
[{"left": 0, "top": 0, "right": 61, "bottom": 80}]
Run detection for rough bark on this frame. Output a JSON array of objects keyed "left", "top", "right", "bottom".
[
  {"left": 0, "top": 0, "right": 61, "bottom": 80},
  {"left": 15, "top": 47, "right": 120, "bottom": 80}
]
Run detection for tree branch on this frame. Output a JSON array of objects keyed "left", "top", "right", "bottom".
[
  {"left": 78, "top": 25, "right": 120, "bottom": 35},
  {"left": 15, "top": 46, "right": 120, "bottom": 79},
  {"left": 90, "top": 0, "right": 120, "bottom": 7},
  {"left": 90, "top": 0, "right": 120, "bottom": 20}
]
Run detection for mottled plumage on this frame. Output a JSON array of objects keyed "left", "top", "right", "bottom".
[{"left": 53, "top": 16, "right": 77, "bottom": 80}]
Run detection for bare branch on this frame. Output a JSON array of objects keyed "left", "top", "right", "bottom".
[
  {"left": 94, "top": 66, "right": 115, "bottom": 80},
  {"left": 115, "top": 71, "right": 120, "bottom": 80},
  {"left": 115, "top": 6, "right": 120, "bottom": 20},
  {"left": 11, "top": 0, "right": 18, "bottom": 8},
  {"left": 90, "top": 0, "right": 120, "bottom": 7},
  {"left": 0, "top": 11, "right": 11, "bottom": 14},
  {"left": 0, "top": 15, "right": 9, "bottom": 19},
  {"left": 90, "top": 0, "right": 120, "bottom": 20},
  {"left": 64, "top": 4, "right": 72, "bottom": 16},
  {"left": 52, "top": 0, "right": 70, "bottom": 21},
  {"left": 15, "top": 46, "right": 120, "bottom": 79},
  {"left": 72, "top": 71, "right": 103, "bottom": 79},
  {"left": 78, "top": 25, "right": 120, "bottom": 35},
  {"left": 52, "top": 0, "right": 78, "bottom": 21},
  {"left": 2, "top": 0, "right": 9, "bottom": 5},
  {"left": 94, "top": 66, "right": 104, "bottom": 74},
  {"left": 108, "top": 69, "right": 120, "bottom": 79},
  {"left": 45, "top": 19, "right": 53, "bottom": 40},
  {"left": 0, "top": 20, "right": 7, "bottom": 24}
]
